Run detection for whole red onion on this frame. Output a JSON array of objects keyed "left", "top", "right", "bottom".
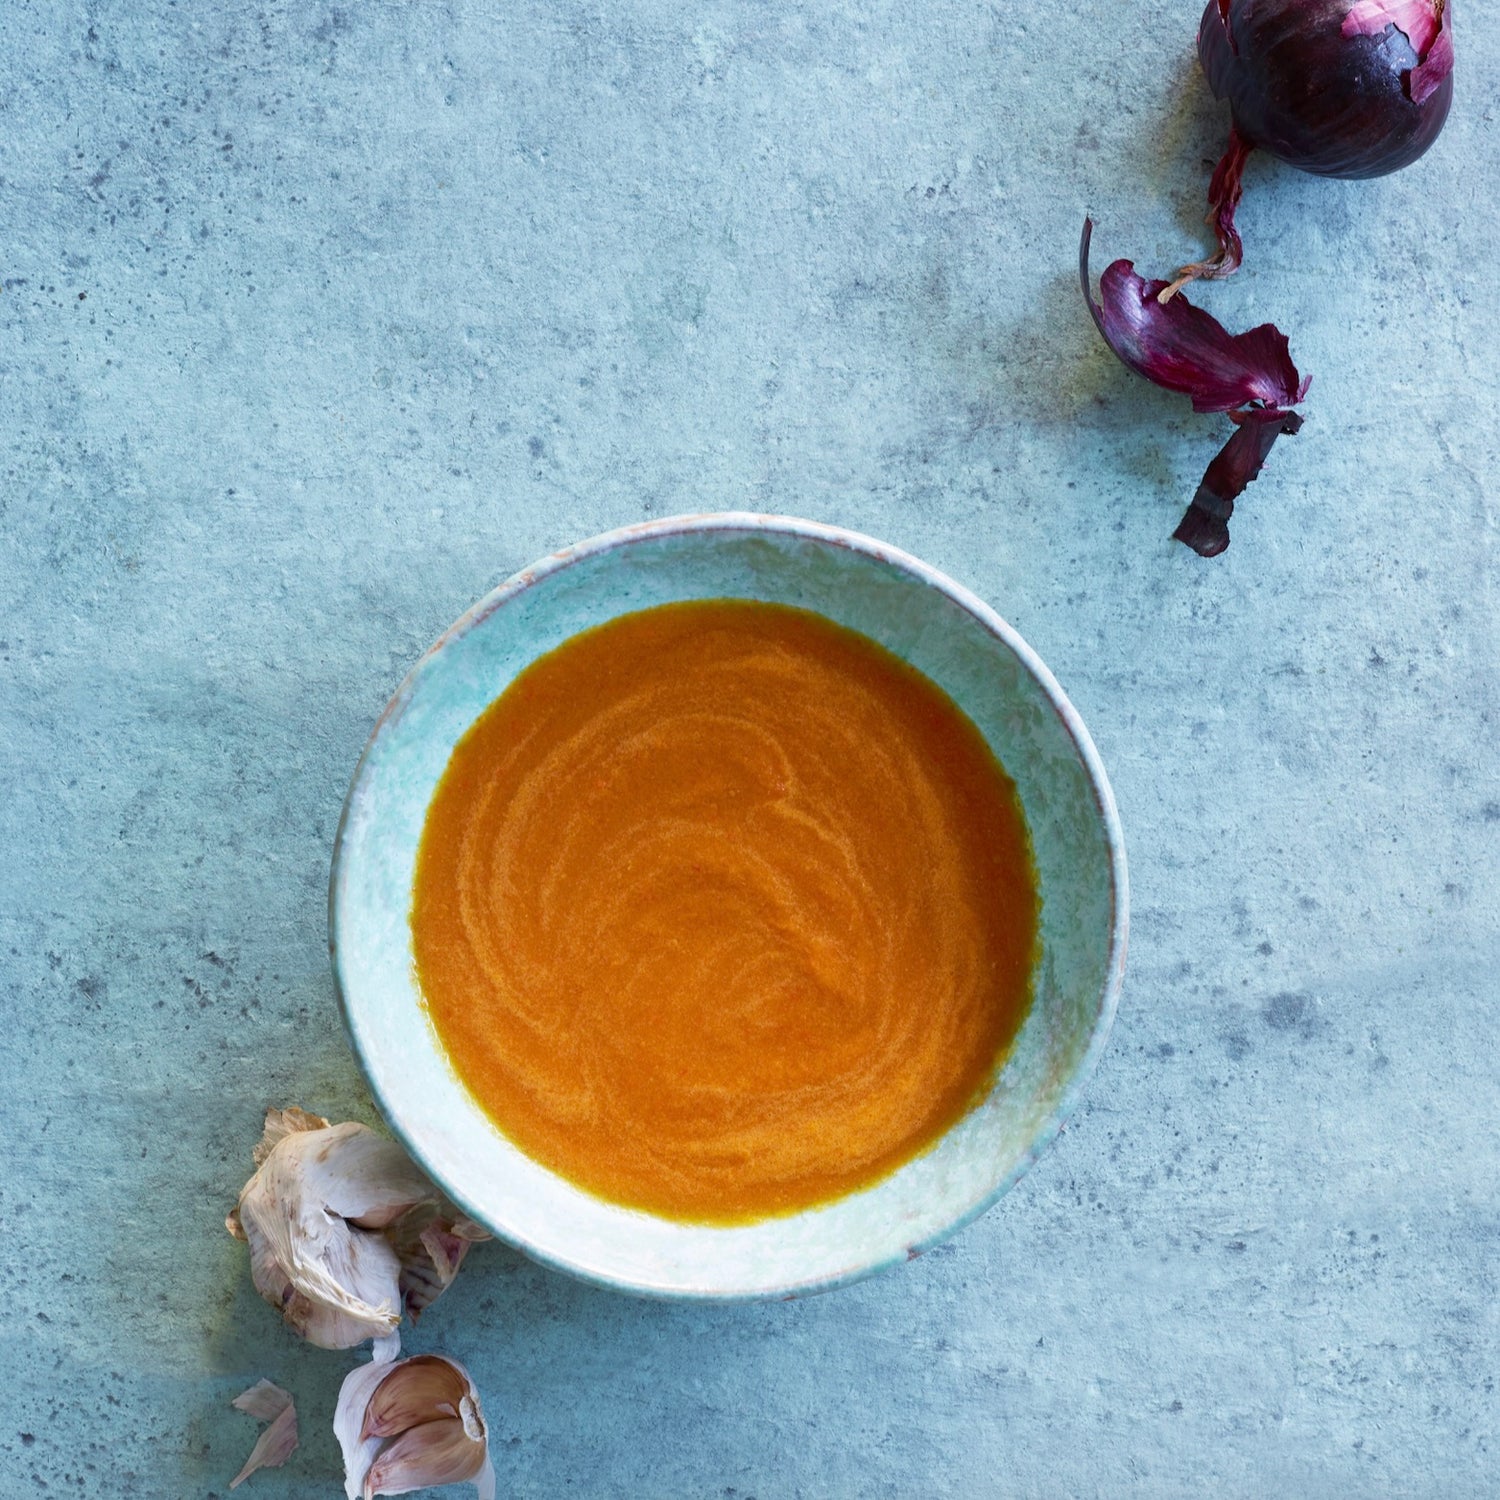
[
  {"left": 1078, "top": 1, "right": 1453, "bottom": 555},
  {"left": 1173, "top": 0, "right": 1454, "bottom": 287}
]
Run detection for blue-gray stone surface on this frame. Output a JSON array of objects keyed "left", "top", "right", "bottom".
[{"left": 2, "top": 2, "right": 1496, "bottom": 1496}]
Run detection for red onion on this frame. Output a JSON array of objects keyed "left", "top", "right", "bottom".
[
  {"left": 1078, "top": 2, "right": 1452, "bottom": 554},
  {"left": 1081, "top": 219, "right": 1308, "bottom": 557},
  {"left": 1173, "top": 0, "right": 1454, "bottom": 288}
]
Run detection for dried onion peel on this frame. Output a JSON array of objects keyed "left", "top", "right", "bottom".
[{"left": 1081, "top": 218, "right": 1308, "bottom": 556}]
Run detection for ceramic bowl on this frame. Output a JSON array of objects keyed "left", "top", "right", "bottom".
[{"left": 330, "top": 514, "right": 1127, "bottom": 1300}]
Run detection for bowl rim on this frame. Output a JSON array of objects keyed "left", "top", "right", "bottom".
[{"left": 329, "top": 511, "right": 1129, "bottom": 1300}]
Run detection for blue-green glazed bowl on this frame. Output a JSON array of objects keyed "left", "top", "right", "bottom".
[{"left": 331, "top": 514, "right": 1127, "bottom": 1300}]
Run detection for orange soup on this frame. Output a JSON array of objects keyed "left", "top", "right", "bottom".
[{"left": 411, "top": 600, "right": 1039, "bottom": 1224}]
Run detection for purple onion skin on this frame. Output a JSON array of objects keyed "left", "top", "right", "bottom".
[
  {"left": 1200, "top": 0, "right": 1453, "bottom": 179},
  {"left": 1081, "top": 219, "right": 1308, "bottom": 556}
]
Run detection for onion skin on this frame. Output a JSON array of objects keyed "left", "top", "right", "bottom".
[
  {"left": 1081, "top": 219, "right": 1308, "bottom": 556},
  {"left": 1200, "top": 0, "right": 1454, "bottom": 178},
  {"left": 1173, "top": 407, "right": 1303, "bottom": 557},
  {"left": 1082, "top": 226, "right": 1306, "bottom": 412}
]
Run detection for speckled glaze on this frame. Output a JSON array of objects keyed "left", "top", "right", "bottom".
[{"left": 330, "top": 514, "right": 1128, "bottom": 1300}]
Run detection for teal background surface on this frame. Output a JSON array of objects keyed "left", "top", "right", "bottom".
[{"left": 2, "top": 1, "right": 1496, "bottom": 1495}]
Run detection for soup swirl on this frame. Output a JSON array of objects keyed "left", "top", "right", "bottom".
[{"left": 412, "top": 600, "right": 1038, "bottom": 1223}]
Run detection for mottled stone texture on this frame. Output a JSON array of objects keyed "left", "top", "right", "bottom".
[{"left": 1, "top": 1, "right": 1496, "bottom": 1495}]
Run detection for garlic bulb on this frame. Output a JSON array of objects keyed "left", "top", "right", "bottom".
[
  {"left": 335, "top": 1354, "right": 496, "bottom": 1500},
  {"left": 229, "top": 1379, "right": 298, "bottom": 1489},
  {"left": 226, "top": 1107, "right": 488, "bottom": 1356}
]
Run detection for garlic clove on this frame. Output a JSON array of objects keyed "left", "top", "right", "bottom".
[
  {"left": 360, "top": 1354, "right": 469, "bottom": 1437},
  {"left": 238, "top": 1177, "right": 404, "bottom": 1351},
  {"left": 229, "top": 1379, "right": 298, "bottom": 1489},
  {"left": 364, "top": 1416, "right": 493, "bottom": 1497},
  {"left": 337, "top": 1355, "right": 494, "bottom": 1500},
  {"left": 230, "top": 1108, "right": 488, "bottom": 1351},
  {"left": 310, "top": 1126, "right": 442, "bottom": 1231},
  {"left": 232, "top": 1117, "right": 427, "bottom": 1351}
]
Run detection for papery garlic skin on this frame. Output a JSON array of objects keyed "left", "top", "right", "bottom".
[
  {"left": 251, "top": 1105, "right": 331, "bottom": 1164},
  {"left": 336, "top": 1354, "right": 496, "bottom": 1500},
  {"left": 227, "top": 1107, "right": 488, "bottom": 1354},
  {"left": 229, "top": 1379, "right": 299, "bottom": 1489},
  {"left": 335, "top": 1361, "right": 392, "bottom": 1498},
  {"left": 389, "top": 1212, "right": 491, "bottom": 1321}
]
